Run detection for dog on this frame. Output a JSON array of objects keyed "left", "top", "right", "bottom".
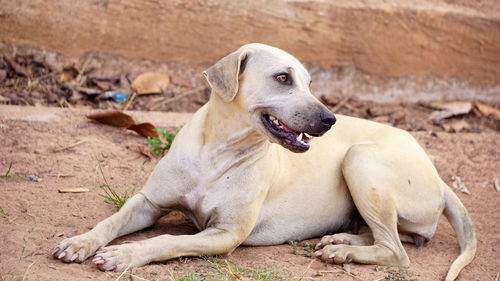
[{"left": 52, "top": 43, "right": 476, "bottom": 281}]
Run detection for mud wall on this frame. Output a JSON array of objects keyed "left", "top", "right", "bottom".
[{"left": 1, "top": 0, "right": 499, "bottom": 84}]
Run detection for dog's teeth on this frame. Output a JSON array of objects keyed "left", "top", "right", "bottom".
[
  {"left": 297, "top": 133, "right": 303, "bottom": 142},
  {"left": 273, "top": 119, "right": 280, "bottom": 126},
  {"left": 269, "top": 115, "right": 276, "bottom": 121},
  {"left": 304, "top": 133, "right": 312, "bottom": 138},
  {"left": 300, "top": 140, "right": 307, "bottom": 145}
]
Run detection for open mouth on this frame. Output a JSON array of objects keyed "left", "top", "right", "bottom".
[{"left": 261, "top": 113, "right": 312, "bottom": 152}]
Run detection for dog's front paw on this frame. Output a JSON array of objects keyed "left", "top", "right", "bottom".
[
  {"left": 315, "top": 232, "right": 373, "bottom": 250},
  {"left": 52, "top": 233, "right": 102, "bottom": 263},
  {"left": 92, "top": 243, "right": 146, "bottom": 271},
  {"left": 314, "top": 244, "right": 352, "bottom": 264},
  {"left": 315, "top": 234, "right": 351, "bottom": 250}
]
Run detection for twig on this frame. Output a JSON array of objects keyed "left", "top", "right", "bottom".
[
  {"left": 76, "top": 54, "right": 92, "bottom": 84},
  {"left": 21, "top": 261, "right": 35, "bottom": 281},
  {"left": 125, "top": 272, "right": 152, "bottom": 281},
  {"left": 330, "top": 96, "right": 350, "bottom": 113},
  {"left": 495, "top": 271, "right": 499, "bottom": 281},
  {"left": 58, "top": 188, "right": 89, "bottom": 193},
  {"left": 150, "top": 87, "right": 204, "bottom": 111},
  {"left": 297, "top": 260, "right": 314, "bottom": 281},
  {"left": 480, "top": 265, "right": 495, "bottom": 281},
  {"left": 53, "top": 139, "right": 87, "bottom": 152},
  {"left": 317, "top": 268, "right": 363, "bottom": 280},
  {"left": 114, "top": 265, "right": 131, "bottom": 281},
  {"left": 122, "top": 91, "right": 137, "bottom": 111}
]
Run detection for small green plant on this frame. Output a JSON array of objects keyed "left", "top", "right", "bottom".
[
  {"left": 0, "top": 162, "right": 13, "bottom": 178},
  {"left": 287, "top": 240, "right": 315, "bottom": 257},
  {"left": 147, "top": 128, "right": 177, "bottom": 156},
  {"left": 385, "top": 268, "right": 417, "bottom": 281},
  {"left": 200, "top": 256, "right": 287, "bottom": 281},
  {"left": 0, "top": 206, "right": 8, "bottom": 218},
  {"left": 169, "top": 272, "right": 201, "bottom": 281},
  {"left": 99, "top": 184, "right": 135, "bottom": 210}
]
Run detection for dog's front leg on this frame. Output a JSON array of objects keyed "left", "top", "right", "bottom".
[
  {"left": 52, "top": 193, "right": 164, "bottom": 264},
  {"left": 93, "top": 226, "right": 248, "bottom": 271}
]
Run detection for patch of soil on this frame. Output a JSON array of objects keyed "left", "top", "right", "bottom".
[{"left": 0, "top": 105, "right": 499, "bottom": 281}]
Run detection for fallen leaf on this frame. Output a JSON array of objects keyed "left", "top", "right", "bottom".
[
  {"left": 58, "top": 188, "right": 90, "bottom": 193},
  {"left": 441, "top": 119, "right": 470, "bottom": 133},
  {"left": 451, "top": 175, "right": 471, "bottom": 195},
  {"left": 131, "top": 72, "right": 170, "bottom": 95},
  {"left": 429, "top": 101, "right": 472, "bottom": 123},
  {"left": 494, "top": 177, "right": 500, "bottom": 192},
  {"left": 320, "top": 95, "right": 342, "bottom": 106},
  {"left": 128, "top": 123, "right": 159, "bottom": 138},
  {"left": 3, "top": 56, "right": 32, "bottom": 76},
  {"left": 87, "top": 111, "right": 135, "bottom": 128},
  {"left": 170, "top": 73, "right": 192, "bottom": 88},
  {"left": 476, "top": 103, "right": 500, "bottom": 120},
  {"left": 87, "top": 111, "right": 159, "bottom": 138}
]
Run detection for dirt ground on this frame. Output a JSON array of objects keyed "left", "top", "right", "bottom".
[{"left": 0, "top": 103, "right": 499, "bottom": 281}]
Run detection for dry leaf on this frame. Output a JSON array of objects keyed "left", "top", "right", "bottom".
[
  {"left": 87, "top": 111, "right": 159, "bottom": 139},
  {"left": 128, "top": 123, "right": 159, "bottom": 138},
  {"left": 3, "top": 56, "right": 32, "bottom": 76},
  {"left": 451, "top": 176, "right": 471, "bottom": 195},
  {"left": 320, "top": 95, "right": 342, "bottom": 106},
  {"left": 87, "top": 111, "right": 135, "bottom": 128},
  {"left": 441, "top": 119, "right": 470, "bottom": 133},
  {"left": 131, "top": 72, "right": 170, "bottom": 95},
  {"left": 476, "top": 103, "right": 500, "bottom": 120},
  {"left": 58, "top": 188, "right": 89, "bottom": 193},
  {"left": 429, "top": 101, "right": 472, "bottom": 123},
  {"left": 170, "top": 73, "right": 192, "bottom": 88},
  {"left": 494, "top": 177, "right": 500, "bottom": 192}
]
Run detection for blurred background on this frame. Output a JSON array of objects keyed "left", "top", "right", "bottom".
[{"left": 0, "top": 0, "right": 499, "bottom": 124}]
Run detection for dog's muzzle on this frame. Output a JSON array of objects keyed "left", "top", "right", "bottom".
[{"left": 261, "top": 110, "right": 336, "bottom": 153}]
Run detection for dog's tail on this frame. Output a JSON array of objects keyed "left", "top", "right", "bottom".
[{"left": 442, "top": 183, "right": 477, "bottom": 281}]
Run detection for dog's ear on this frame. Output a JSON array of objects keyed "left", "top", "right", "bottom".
[{"left": 203, "top": 50, "right": 249, "bottom": 102}]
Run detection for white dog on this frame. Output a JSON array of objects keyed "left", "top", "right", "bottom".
[{"left": 53, "top": 44, "right": 475, "bottom": 281}]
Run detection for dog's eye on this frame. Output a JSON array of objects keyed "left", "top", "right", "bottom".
[{"left": 275, "top": 74, "right": 290, "bottom": 85}]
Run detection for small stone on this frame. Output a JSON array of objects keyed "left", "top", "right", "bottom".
[{"left": 28, "top": 174, "right": 42, "bottom": 182}]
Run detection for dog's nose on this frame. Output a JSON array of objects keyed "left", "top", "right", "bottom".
[{"left": 320, "top": 111, "right": 336, "bottom": 127}]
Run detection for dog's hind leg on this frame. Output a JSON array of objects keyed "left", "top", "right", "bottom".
[
  {"left": 52, "top": 193, "right": 164, "bottom": 264},
  {"left": 315, "top": 143, "right": 410, "bottom": 266}
]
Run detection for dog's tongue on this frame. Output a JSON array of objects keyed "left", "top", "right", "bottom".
[
  {"left": 279, "top": 120, "right": 310, "bottom": 142},
  {"left": 278, "top": 120, "right": 296, "bottom": 135}
]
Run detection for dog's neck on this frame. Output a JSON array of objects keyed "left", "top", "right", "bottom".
[
  {"left": 201, "top": 94, "right": 270, "bottom": 176},
  {"left": 204, "top": 94, "right": 267, "bottom": 151}
]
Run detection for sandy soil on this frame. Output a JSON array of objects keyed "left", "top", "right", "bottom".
[{"left": 0, "top": 104, "right": 499, "bottom": 281}]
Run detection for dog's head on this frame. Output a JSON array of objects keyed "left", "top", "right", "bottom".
[{"left": 204, "top": 43, "right": 335, "bottom": 153}]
